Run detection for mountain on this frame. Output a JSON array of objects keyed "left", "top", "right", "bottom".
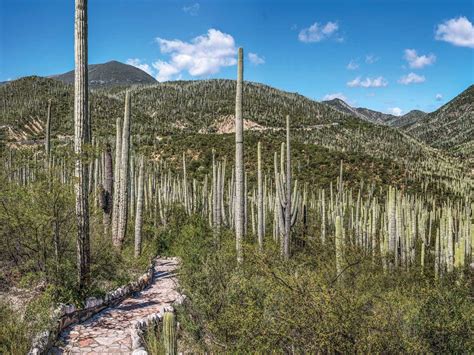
[
  {"left": 354, "top": 107, "right": 397, "bottom": 125},
  {"left": 392, "top": 110, "right": 427, "bottom": 128},
  {"left": 50, "top": 60, "right": 157, "bottom": 87},
  {"left": 322, "top": 98, "right": 427, "bottom": 126},
  {"left": 321, "top": 98, "right": 365, "bottom": 119},
  {"left": 403, "top": 85, "right": 473, "bottom": 157}
]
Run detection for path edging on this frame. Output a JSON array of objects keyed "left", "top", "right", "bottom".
[
  {"left": 28, "top": 257, "right": 158, "bottom": 355},
  {"left": 130, "top": 294, "right": 186, "bottom": 355}
]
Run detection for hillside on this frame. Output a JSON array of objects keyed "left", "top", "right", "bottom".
[
  {"left": 403, "top": 85, "right": 474, "bottom": 157},
  {"left": 392, "top": 110, "right": 427, "bottom": 128},
  {"left": 51, "top": 60, "right": 157, "bottom": 87},
  {"left": 322, "top": 98, "right": 426, "bottom": 126}
]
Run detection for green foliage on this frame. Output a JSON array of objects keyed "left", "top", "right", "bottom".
[
  {"left": 0, "top": 302, "right": 30, "bottom": 355},
  {"left": 170, "top": 216, "right": 474, "bottom": 353}
]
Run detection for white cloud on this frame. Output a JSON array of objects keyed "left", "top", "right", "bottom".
[
  {"left": 323, "top": 92, "right": 348, "bottom": 101},
  {"left": 398, "top": 72, "right": 426, "bottom": 85},
  {"left": 347, "top": 76, "right": 388, "bottom": 88},
  {"left": 126, "top": 58, "right": 153, "bottom": 76},
  {"left": 183, "top": 3, "right": 200, "bottom": 16},
  {"left": 435, "top": 93, "right": 443, "bottom": 101},
  {"left": 153, "top": 29, "right": 237, "bottom": 82},
  {"left": 435, "top": 16, "right": 474, "bottom": 48},
  {"left": 404, "top": 49, "right": 436, "bottom": 69},
  {"left": 365, "top": 54, "right": 379, "bottom": 64},
  {"left": 298, "top": 21, "right": 340, "bottom": 43},
  {"left": 346, "top": 59, "right": 359, "bottom": 70},
  {"left": 387, "top": 107, "right": 403, "bottom": 116},
  {"left": 248, "top": 52, "right": 265, "bottom": 65}
]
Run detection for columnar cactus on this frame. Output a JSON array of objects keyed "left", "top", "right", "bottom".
[
  {"left": 235, "top": 47, "right": 244, "bottom": 263},
  {"left": 163, "top": 311, "right": 177, "bottom": 355},
  {"left": 74, "top": 0, "right": 90, "bottom": 289},
  {"left": 112, "top": 115, "right": 122, "bottom": 241},
  {"left": 284, "top": 115, "right": 291, "bottom": 259},
  {"left": 116, "top": 91, "right": 132, "bottom": 248},
  {"left": 257, "top": 141, "right": 264, "bottom": 250},
  {"left": 134, "top": 156, "right": 144, "bottom": 258},
  {"left": 101, "top": 143, "right": 113, "bottom": 233},
  {"left": 335, "top": 215, "right": 343, "bottom": 278},
  {"left": 45, "top": 99, "right": 52, "bottom": 168}
]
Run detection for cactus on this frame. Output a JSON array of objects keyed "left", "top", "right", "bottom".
[
  {"left": 335, "top": 215, "right": 343, "bottom": 278},
  {"left": 235, "top": 47, "right": 244, "bottom": 263},
  {"left": 284, "top": 115, "right": 291, "bottom": 259},
  {"left": 257, "top": 141, "right": 264, "bottom": 250},
  {"left": 134, "top": 156, "right": 144, "bottom": 258},
  {"left": 101, "top": 143, "right": 113, "bottom": 233},
  {"left": 74, "top": 0, "right": 90, "bottom": 289},
  {"left": 111, "top": 115, "right": 122, "bottom": 241},
  {"left": 116, "top": 91, "right": 132, "bottom": 248},
  {"left": 44, "top": 99, "right": 52, "bottom": 168},
  {"left": 163, "top": 311, "right": 177, "bottom": 355}
]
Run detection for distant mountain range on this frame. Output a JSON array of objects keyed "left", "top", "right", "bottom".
[
  {"left": 50, "top": 60, "right": 157, "bottom": 87},
  {"left": 1, "top": 60, "right": 471, "bottom": 158},
  {"left": 321, "top": 98, "right": 427, "bottom": 127}
]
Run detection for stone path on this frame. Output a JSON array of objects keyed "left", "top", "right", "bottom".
[{"left": 52, "top": 257, "right": 179, "bottom": 354}]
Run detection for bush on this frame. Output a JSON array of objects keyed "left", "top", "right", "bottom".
[{"left": 170, "top": 216, "right": 474, "bottom": 353}]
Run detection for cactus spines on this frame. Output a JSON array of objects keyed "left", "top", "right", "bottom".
[
  {"left": 134, "top": 156, "right": 144, "bottom": 258},
  {"left": 235, "top": 47, "right": 244, "bottom": 263},
  {"left": 257, "top": 141, "right": 264, "bottom": 250},
  {"left": 74, "top": 0, "right": 90, "bottom": 289},
  {"left": 163, "top": 311, "right": 177, "bottom": 355}
]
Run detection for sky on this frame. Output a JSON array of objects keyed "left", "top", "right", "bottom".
[{"left": 1, "top": 0, "right": 473, "bottom": 115}]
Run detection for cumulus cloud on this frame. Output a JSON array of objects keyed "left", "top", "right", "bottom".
[
  {"left": 404, "top": 49, "right": 436, "bottom": 69},
  {"left": 365, "top": 54, "right": 379, "bottom": 64},
  {"left": 153, "top": 29, "right": 237, "bottom": 82},
  {"left": 346, "top": 59, "right": 359, "bottom": 70},
  {"left": 387, "top": 107, "right": 403, "bottom": 116},
  {"left": 398, "top": 72, "right": 426, "bottom": 85},
  {"left": 435, "top": 93, "right": 443, "bottom": 101},
  {"left": 347, "top": 76, "right": 388, "bottom": 88},
  {"left": 248, "top": 52, "right": 265, "bottom": 65},
  {"left": 298, "top": 21, "right": 340, "bottom": 42},
  {"left": 435, "top": 16, "right": 474, "bottom": 48},
  {"left": 126, "top": 58, "right": 153, "bottom": 76},
  {"left": 183, "top": 3, "right": 200, "bottom": 16}
]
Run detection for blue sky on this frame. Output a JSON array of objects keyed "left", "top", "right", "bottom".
[{"left": 1, "top": 0, "right": 473, "bottom": 114}]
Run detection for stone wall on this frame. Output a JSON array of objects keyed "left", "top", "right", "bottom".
[{"left": 28, "top": 258, "right": 157, "bottom": 355}]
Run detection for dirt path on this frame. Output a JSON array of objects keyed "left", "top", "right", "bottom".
[{"left": 52, "top": 257, "right": 179, "bottom": 354}]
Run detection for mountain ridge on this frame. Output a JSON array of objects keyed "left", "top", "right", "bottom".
[{"left": 50, "top": 60, "right": 157, "bottom": 87}]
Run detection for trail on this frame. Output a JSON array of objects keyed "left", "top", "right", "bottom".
[{"left": 52, "top": 257, "right": 179, "bottom": 354}]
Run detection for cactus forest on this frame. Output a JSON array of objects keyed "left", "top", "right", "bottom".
[{"left": 1, "top": 0, "right": 473, "bottom": 353}]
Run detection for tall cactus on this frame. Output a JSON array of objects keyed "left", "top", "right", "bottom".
[
  {"left": 45, "top": 99, "right": 52, "bottom": 168},
  {"left": 116, "top": 91, "right": 132, "bottom": 248},
  {"left": 257, "top": 141, "right": 264, "bottom": 250},
  {"left": 74, "top": 0, "right": 90, "bottom": 289},
  {"left": 284, "top": 115, "right": 291, "bottom": 259},
  {"left": 335, "top": 215, "right": 343, "bottom": 278},
  {"left": 235, "top": 47, "right": 244, "bottom": 263},
  {"left": 163, "top": 311, "right": 177, "bottom": 355},
  {"left": 111, "top": 115, "right": 122, "bottom": 241},
  {"left": 134, "top": 156, "right": 144, "bottom": 258},
  {"left": 101, "top": 143, "right": 113, "bottom": 233}
]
